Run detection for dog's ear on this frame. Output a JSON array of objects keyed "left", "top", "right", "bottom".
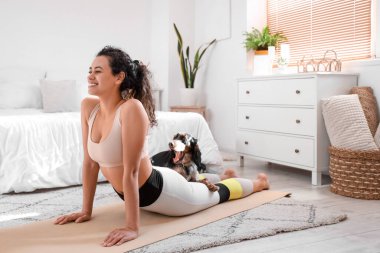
[
  {"left": 189, "top": 136, "right": 198, "bottom": 152},
  {"left": 184, "top": 133, "right": 196, "bottom": 146},
  {"left": 192, "top": 143, "right": 203, "bottom": 172},
  {"left": 173, "top": 133, "right": 181, "bottom": 140},
  {"left": 191, "top": 136, "right": 198, "bottom": 146}
]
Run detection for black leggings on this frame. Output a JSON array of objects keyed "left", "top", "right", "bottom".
[{"left": 113, "top": 168, "right": 163, "bottom": 207}]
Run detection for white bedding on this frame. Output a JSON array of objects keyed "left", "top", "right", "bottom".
[{"left": 0, "top": 110, "right": 222, "bottom": 193}]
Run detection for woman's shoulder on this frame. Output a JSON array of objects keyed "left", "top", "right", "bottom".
[
  {"left": 82, "top": 96, "right": 99, "bottom": 104},
  {"left": 81, "top": 97, "right": 99, "bottom": 120},
  {"left": 120, "top": 98, "right": 144, "bottom": 112},
  {"left": 120, "top": 98, "right": 148, "bottom": 121}
]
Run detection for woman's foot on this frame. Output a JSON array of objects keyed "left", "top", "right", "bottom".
[
  {"left": 252, "top": 173, "right": 270, "bottom": 192},
  {"left": 220, "top": 168, "right": 238, "bottom": 180}
]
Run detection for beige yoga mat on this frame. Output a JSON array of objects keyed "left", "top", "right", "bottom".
[{"left": 1, "top": 190, "right": 289, "bottom": 253}]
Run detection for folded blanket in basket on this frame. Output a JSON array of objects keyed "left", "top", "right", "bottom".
[{"left": 321, "top": 94, "right": 378, "bottom": 151}]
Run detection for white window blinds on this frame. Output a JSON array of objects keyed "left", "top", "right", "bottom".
[{"left": 267, "top": 0, "right": 372, "bottom": 65}]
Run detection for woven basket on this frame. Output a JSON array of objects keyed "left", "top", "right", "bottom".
[
  {"left": 350, "top": 87, "right": 379, "bottom": 136},
  {"left": 329, "top": 146, "right": 380, "bottom": 200}
]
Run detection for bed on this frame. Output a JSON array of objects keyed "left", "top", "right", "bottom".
[{"left": 0, "top": 109, "right": 223, "bottom": 194}]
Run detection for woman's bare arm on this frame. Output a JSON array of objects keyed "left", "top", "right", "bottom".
[
  {"left": 80, "top": 98, "right": 100, "bottom": 216},
  {"left": 101, "top": 99, "right": 149, "bottom": 246},
  {"left": 121, "top": 99, "right": 148, "bottom": 230},
  {"left": 54, "top": 98, "right": 99, "bottom": 225}
]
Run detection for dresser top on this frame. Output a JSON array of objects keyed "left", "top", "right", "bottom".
[{"left": 238, "top": 72, "right": 359, "bottom": 81}]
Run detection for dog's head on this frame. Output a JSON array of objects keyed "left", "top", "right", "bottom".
[{"left": 168, "top": 133, "right": 203, "bottom": 172}]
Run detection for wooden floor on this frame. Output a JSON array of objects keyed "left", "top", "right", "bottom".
[{"left": 196, "top": 155, "right": 380, "bottom": 253}]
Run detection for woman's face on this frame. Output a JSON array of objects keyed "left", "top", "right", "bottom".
[{"left": 87, "top": 56, "right": 122, "bottom": 97}]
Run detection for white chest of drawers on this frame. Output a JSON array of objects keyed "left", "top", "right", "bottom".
[{"left": 236, "top": 73, "right": 358, "bottom": 185}]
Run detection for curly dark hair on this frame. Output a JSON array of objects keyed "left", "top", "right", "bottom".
[{"left": 97, "top": 46, "right": 157, "bottom": 126}]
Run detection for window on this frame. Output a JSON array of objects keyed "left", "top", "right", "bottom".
[{"left": 267, "top": 0, "right": 372, "bottom": 65}]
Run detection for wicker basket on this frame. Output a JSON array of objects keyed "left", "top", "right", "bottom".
[{"left": 329, "top": 146, "right": 380, "bottom": 200}]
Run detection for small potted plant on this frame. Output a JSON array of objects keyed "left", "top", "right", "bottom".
[
  {"left": 243, "top": 25, "right": 286, "bottom": 54},
  {"left": 174, "top": 23, "right": 216, "bottom": 89},
  {"left": 173, "top": 23, "right": 216, "bottom": 105}
]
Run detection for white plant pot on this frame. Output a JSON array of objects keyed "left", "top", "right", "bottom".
[
  {"left": 253, "top": 54, "right": 272, "bottom": 75},
  {"left": 246, "top": 49, "right": 255, "bottom": 72},
  {"left": 180, "top": 88, "right": 198, "bottom": 106}
]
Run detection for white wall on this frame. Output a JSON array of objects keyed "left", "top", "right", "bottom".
[
  {"left": 246, "top": 0, "right": 266, "bottom": 30},
  {"left": 344, "top": 60, "right": 380, "bottom": 101},
  {"left": 148, "top": 0, "right": 195, "bottom": 110},
  {"left": 193, "top": 0, "right": 248, "bottom": 152},
  {"left": 168, "top": 0, "right": 195, "bottom": 107},
  {"left": 149, "top": 0, "right": 170, "bottom": 110},
  {"left": 376, "top": 0, "right": 380, "bottom": 58},
  {"left": 0, "top": 0, "right": 151, "bottom": 85},
  {"left": 0, "top": 0, "right": 196, "bottom": 110}
]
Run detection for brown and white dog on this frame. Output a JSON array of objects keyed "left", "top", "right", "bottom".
[{"left": 168, "top": 133, "right": 218, "bottom": 191}]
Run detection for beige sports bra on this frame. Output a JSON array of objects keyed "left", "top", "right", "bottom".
[{"left": 87, "top": 104, "right": 148, "bottom": 168}]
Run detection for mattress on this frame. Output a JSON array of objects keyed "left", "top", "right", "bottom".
[
  {"left": 0, "top": 109, "right": 84, "bottom": 193},
  {"left": 0, "top": 109, "right": 222, "bottom": 193}
]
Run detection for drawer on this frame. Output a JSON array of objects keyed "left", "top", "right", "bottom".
[
  {"left": 238, "top": 106, "right": 316, "bottom": 136},
  {"left": 236, "top": 131, "right": 314, "bottom": 167},
  {"left": 238, "top": 78, "right": 316, "bottom": 106}
]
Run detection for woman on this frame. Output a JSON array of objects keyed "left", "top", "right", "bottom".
[{"left": 54, "top": 46, "right": 269, "bottom": 247}]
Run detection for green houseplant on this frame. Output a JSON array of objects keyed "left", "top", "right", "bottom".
[
  {"left": 174, "top": 23, "right": 216, "bottom": 89},
  {"left": 244, "top": 25, "right": 286, "bottom": 54}
]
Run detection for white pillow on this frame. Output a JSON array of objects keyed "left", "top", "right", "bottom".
[
  {"left": 0, "top": 81, "right": 42, "bottom": 109},
  {"left": 40, "top": 80, "right": 81, "bottom": 112},
  {"left": 321, "top": 94, "right": 378, "bottom": 151},
  {"left": 46, "top": 69, "right": 88, "bottom": 100}
]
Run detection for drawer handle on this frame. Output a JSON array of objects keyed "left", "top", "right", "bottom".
[
  {"left": 245, "top": 116, "right": 250, "bottom": 120},
  {"left": 295, "top": 149, "right": 300, "bottom": 154},
  {"left": 244, "top": 141, "right": 249, "bottom": 145},
  {"left": 246, "top": 90, "right": 250, "bottom": 94},
  {"left": 296, "top": 119, "right": 301, "bottom": 124},
  {"left": 296, "top": 90, "right": 301, "bottom": 94}
]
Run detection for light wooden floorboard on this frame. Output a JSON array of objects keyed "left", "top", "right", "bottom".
[{"left": 195, "top": 155, "right": 380, "bottom": 253}]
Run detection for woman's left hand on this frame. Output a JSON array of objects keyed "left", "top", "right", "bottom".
[{"left": 101, "top": 227, "right": 138, "bottom": 247}]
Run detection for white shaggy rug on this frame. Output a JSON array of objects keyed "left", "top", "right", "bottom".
[{"left": 0, "top": 183, "right": 347, "bottom": 253}]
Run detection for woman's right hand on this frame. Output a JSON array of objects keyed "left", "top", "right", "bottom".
[{"left": 54, "top": 212, "right": 91, "bottom": 225}]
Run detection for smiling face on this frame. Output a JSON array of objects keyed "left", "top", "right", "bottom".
[{"left": 87, "top": 56, "right": 124, "bottom": 97}]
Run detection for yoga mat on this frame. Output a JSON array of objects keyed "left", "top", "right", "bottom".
[{"left": 0, "top": 190, "right": 289, "bottom": 253}]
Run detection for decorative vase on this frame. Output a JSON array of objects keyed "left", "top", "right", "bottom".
[
  {"left": 180, "top": 88, "right": 198, "bottom": 106},
  {"left": 268, "top": 46, "right": 276, "bottom": 63},
  {"left": 277, "top": 56, "right": 289, "bottom": 73}
]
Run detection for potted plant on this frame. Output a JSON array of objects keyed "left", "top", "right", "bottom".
[
  {"left": 174, "top": 23, "right": 216, "bottom": 90},
  {"left": 243, "top": 25, "right": 286, "bottom": 54}
]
